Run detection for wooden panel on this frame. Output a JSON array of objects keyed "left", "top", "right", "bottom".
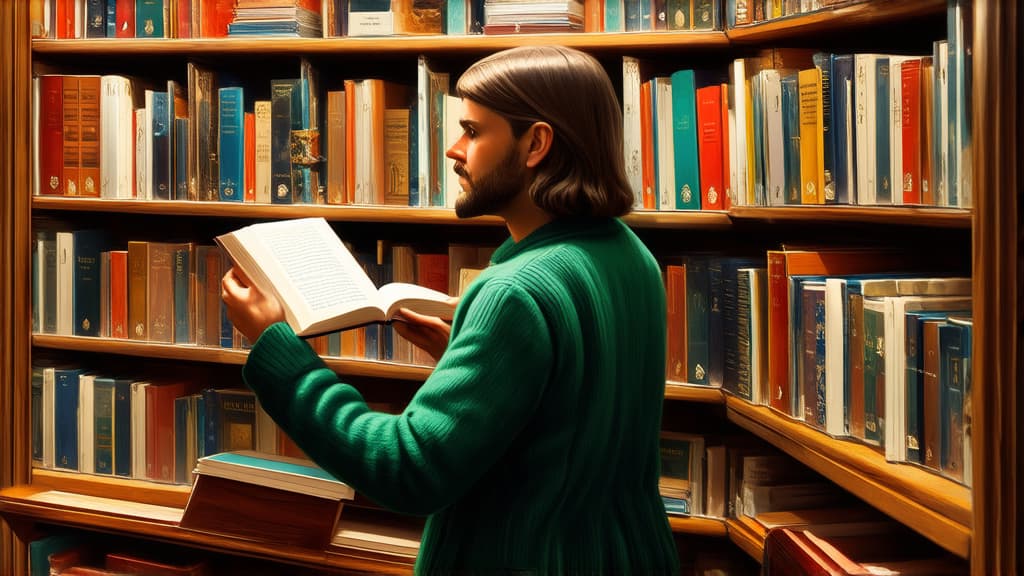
[
  {"left": 667, "top": 515, "right": 727, "bottom": 537},
  {"left": 969, "top": 2, "right": 1019, "bottom": 574},
  {"left": 664, "top": 383, "right": 726, "bottom": 403},
  {"left": 728, "top": 206, "right": 972, "bottom": 229},
  {"left": 727, "top": 399, "right": 970, "bottom": 558},
  {"left": 725, "top": 517, "right": 765, "bottom": 561}
]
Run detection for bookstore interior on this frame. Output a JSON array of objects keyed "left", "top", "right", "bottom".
[{"left": 0, "top": 0, "right": 1018, "bottom": 574}]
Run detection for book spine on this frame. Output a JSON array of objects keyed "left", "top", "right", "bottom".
[
  {"left": 173, "top": 244, "right": 192, "bottom": 343},
  {"left": 136, "top": 0, "right": 165, "bottom": 37},
  {"left": 218, "top": 86, "right": 245, "bottom": 202},
  {"left": 93, "top": 378, "right": 115, "bottom": 474},
  {"left": 671, "top": 70, "right": 701, "bottom": 209},
  {"left": 874, "top": 57, "right": 891, "bottom": 204},
  {"left": 72, "top": 230, "right": 105, "bottom": 336},
  {"left": 127, "top": 240, "right": 149, "bottom": 340},
  {"left": 150, "top": 89, "right": 171, "bottom": 199},
  {"left": 254, "top": 100, "right": 273, "bottom": 204},
  {"left": 54, "top": 369, "right": 81, "bottom": 471},
  {"left": 270, "top": 80, "right": 295, "bottom": 204},
  {"left": 696, "top": 84, "right": 725, "bottom": 210}
]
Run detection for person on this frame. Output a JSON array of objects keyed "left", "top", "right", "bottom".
[{"left": 222, "top": 45, "right": 678, "bottom": 575}]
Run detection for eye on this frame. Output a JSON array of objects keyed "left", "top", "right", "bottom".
[{"left": 464, "top": 127, "right": 477, "bottom": 139}]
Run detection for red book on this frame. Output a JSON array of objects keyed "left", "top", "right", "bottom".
[
  {"left": 109, "top": 250, "right": 128, "bottom": 339},
  {"left": 244, "top": 111, "right": 255, "bottom": 202},
  {"left": 696, "top": 83, "right": 725, "bottom": 210},
  {"left": 200, "top": 0, "right": 233, "bottom": 38},
  {"left": 115, "top": 0, "right": 135, "bottom": 37},
  {"left": 665, "top": 264, "right": 688, "bottom": 383},
  {"left": 78, "top": 75, "right": 102, "bottom": 197},
  {"left": 766, "top": 249, "right": 909, "bottom": 416},
  {"left": 416, "top": 253, "right": 450, "bottom": 295},
  {"left": 38, "top": 75, "right": 64, "bottom": 195},
  {"left": 176, "top": 0, "right": 192, "bottom": 38},
  {"left": 62, "top": 75, "right": 81, "bottom": 196},
  {"left": 55, "top": 0, "right": 75, "bottom": 38},
  {"left": 145, "top": 381, "right": 186, "bottom": 482},
  {"left": 900, "top": 58, "right": 922, "bottom": 205},
  {"left": 639, "top": 79, "right": 655, "bottom": 210}
]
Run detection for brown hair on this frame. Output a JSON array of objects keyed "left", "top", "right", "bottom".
[{"left": 456, "top": 45, "right": 634, "bottom": 218}]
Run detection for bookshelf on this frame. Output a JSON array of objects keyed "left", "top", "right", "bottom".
[{"left": 0, "top": 1, "right": 1017, "bottom": 574}]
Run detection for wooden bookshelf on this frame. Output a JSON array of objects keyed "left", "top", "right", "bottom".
[
  {"left": 727, "top": 205, "right": 972, "bottom": 229},
  {"left": 724, "top": 516, "right": 766, "bottom": 561},
  {"left": 667, "top": 515, "right": 727, "bottom": 537},
  {"left": 725, "top": 0, "right": 945, "bottom": 42},
  {"left": 726, "top": 398, "right": 971, "bottom": 559},
  {"left": 663, "top": 383, "right": 726, "bottom": 403}
]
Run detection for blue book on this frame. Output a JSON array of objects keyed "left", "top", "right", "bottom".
[
  {"left": 72, "top": 229, "right": 108, "bottom": 337},
  {"left": 814, "top": 52, "right": 836, "bottom": 204},
  {"left": 173, "top": 244, "right": 193, "bottom": 343},
  {"left": 670, "top": 70, "right": 701, "bottom": 210},
  {"left": 623, "top": 0, "right": 643, "bottom": 31},
  {"left": 830, "top": 53, "right": 854, "bottom": 204},
  {"left": 218, "top": 86, "right": 245, "bottom": 202},
  {"left": 685, "top": 255, "right": 711, "bottom": 384},
  {"left": 174, "top": 117, "right": 189, "bottom": 200},
  {"left": 874, "top": 57, "right": 892, "bottom": 204},
  {"left": 939, "top": 321, "right": 965, "bottom": 482},
  {"left": 110, "top": 377, "right": 133, "bottom": 477},
  {"left": 53, "top": 368, "right": 85, "bottom": 471},
  {"left": 202, "top": 388, "right": 256, "bottom": 456},
  {"left": 270, "top": 79, "right": 298, "bottom": 204},
  {"left": 948, "top": 314, "right": 972, "bottom": 485},
  {"left": 780, "top": 70, "right": 802, "bottom": 205},
  {"left": 149, "top": 89, "right": 171, "bottom": 200},
  {"left": 904, "top": 310, "right": 962, "bottom": 464},
  {"left": 105, "top": 0, "right": 117, "bottom": 37}
]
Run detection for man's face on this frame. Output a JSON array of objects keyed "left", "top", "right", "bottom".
[{"left": 447, "top": 99, "right": 528, "bottom": 219}]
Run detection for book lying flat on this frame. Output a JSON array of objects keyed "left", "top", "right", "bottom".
[
  {"left": 193, "top": 450, "right": 354, "bottom": 501},
  {"left": 215, "top": 217, "right": 455, "bottom": 337}
]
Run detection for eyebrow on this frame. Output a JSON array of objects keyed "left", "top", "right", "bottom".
[{"left": 458, "top": 119, "right": 480, "bottom": 131}]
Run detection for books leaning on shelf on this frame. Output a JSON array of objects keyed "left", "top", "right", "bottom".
[
  {"left": 215, "top": 217, "right": 456, "bottom": 337},
  {"left": 179, "top": 450, "right": 354, "bottom": 549}
]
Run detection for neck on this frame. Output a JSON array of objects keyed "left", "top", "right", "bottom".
[{"left": 500, "top": 191, "right": 554, "bottom": 242}]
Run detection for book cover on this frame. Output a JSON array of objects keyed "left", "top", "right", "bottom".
[
  {"left": 218, "top": 86, "right": 245, "bottom": 202},
  {"left": 72, "top": 229, "right": 108, "bottom": 337},
  {"left": 215, "top": 217, "right": 454, "bottom": 337}
]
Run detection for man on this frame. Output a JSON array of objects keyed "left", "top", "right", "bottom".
[{"left": 222, "top": 45, "right": 678, "bottom": 574}]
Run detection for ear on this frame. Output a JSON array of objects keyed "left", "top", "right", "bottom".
[{"left": 521, "top": 121, "right": 553, "bottom": 168}]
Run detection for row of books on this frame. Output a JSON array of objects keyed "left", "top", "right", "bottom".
[
  {"left": 727, "top": 0, "right": 856, "bottom": 28},
  {"left": 624, "top": 42, "right": 972, "bottom": 211},
  {"left": 31, "top": 227, "right": 490, "bottom": 362},
  {"left": 30, "top": 0, "right": 725, "bottom": 40}
]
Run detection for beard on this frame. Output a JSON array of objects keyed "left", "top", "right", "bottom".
[{"left": 454, "top": 146, "right": 526, "bottom": 219}]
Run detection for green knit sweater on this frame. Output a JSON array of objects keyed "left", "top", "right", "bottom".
[{"left": 242, "top": 217, "right": 678, "bottom": 575}]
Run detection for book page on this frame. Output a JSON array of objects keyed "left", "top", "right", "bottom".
[
  {"left": 378, "top": 282, "right": 456, "bottom": 320},
  {"left": 224, "top": 218, "right": 383, "bottom": 334}
]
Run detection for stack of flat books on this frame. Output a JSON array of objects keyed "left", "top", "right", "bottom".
[{"left": 179, "top": 450, "right": 354, "bottom": 549}]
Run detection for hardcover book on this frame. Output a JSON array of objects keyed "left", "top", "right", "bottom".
[{"left": 215, "top": 217, "right": 454, "bottom": 337}]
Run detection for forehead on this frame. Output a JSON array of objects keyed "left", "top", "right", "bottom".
[{"left": 461, "top": 99, "right": 513, "bottom": 133}]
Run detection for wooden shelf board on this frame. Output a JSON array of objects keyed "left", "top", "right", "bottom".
[
  {"left": 664, "top": 383, "right": 726, "bottom": 403},
  {"left": 726, "top": 399, "right": 970, "bottom": 558},
  {"left": 31, "top": 468, "right": 191, "bottom": 508},
  {"left": 727, "top": 206, "right": 972, "bottom": 229},
  {"left": 31, "top": 32, "right": 729, "bottom": 56},
  {"left": 623, "top": 210, "right": 733, "bottom": 230},
  {"left": 667, "top": 514, "right": 727, "bottom": 537},
  {"left": 724, "top": 517, "right": 765, "bottom": 562},
  {"left": 0, "top": 485, "right": 414, "bottom": 574},
  {"left": 725, "top": 0, "right": 945, "bottom": 43},
  {"left": 32, "top": 334, "right": 433, "bottom": 381}
]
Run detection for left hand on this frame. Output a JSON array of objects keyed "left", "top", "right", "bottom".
[{"left": 221, "top": 266, "right": 286, "bottom": 343}]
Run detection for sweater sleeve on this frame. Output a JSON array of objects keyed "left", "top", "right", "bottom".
[{"left": 242, "top": 280, "right": 552, "bottom": 515}]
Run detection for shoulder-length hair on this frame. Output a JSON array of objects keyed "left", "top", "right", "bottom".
[{"left": 455, "top": 45, "right": 634, "bottom": 218}]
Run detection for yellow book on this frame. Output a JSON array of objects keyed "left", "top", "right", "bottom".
[{"left": 798, "top": 67, "right": 824, "bottom": 204}]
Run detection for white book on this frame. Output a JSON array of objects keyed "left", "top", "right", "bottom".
[
  {"left": 100, "top": 75, "right": 135, "bottom": 199},
  {"left": 135, "top": 107, "right": 148, "bottom": 201},
  {"left": 935, "top": 40, "right": 950, "bottom": 207},
  {"left": 853, "top": 53, "right": 881, "bottom": 205},
  {"left": 622, "top": 56, "right": 642, "bottom": 207},
  {"left": 215, "top": 217, "right": 455, "bottom": 338},
  {"left": 254, "top": 100, "right": 272, "bottom": 204},
  {"left": 78, "top": 374, "right": 96, "bottom": 475},
  {"left": 416, "top": 56, "right": 432, "bottom": 208},
  {"left": 143, "top": 89, "right": 158, "bottom": 201},
  {"left": 729, "top": 58, "right": 749, "bottom": 205},
  {"left": 55, "top": 231, "right": 73, "bottom": 336},
  {"left": 653, "top": 76, "right": 675, "bottom": 212},
  {"left": 42, "top": 367, "right": 55, "bottom": 469},
  {"left": 131, "top": 381, "right": 150, "bottom": 480},
  {"left": 744, "top": 267, "right": 768, "bottom": 405},
  {"left": 761, "top": 68, "right": 786, "bottom": 206}
]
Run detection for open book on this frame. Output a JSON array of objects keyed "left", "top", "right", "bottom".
[{"left": 215, "top": 217, "right": 455, "bottom": 337}]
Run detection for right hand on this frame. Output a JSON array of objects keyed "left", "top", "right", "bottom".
[{"left": 392, "top": 299, "right": 458, "bottom": 362}]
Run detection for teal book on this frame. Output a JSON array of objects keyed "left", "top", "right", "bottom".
[
  {"left": 135, "top": 0, "right": 165, "bottom": 38},
  {"left": 270, "top": 79, "right": 299, "bottom": 205},
  {"left": 939, "top": 320, "right": 966, "bottom": 483},
  {"left": 72, "top": 229, "right": 108, "bottom": 337},
  {"left": 28, "top": 533, "right": 83, "bottom": 576},
  {"left": 149, "top": 89, "right": 171, "bottom": 200},
  {"left": 862, "top": 299, "right": 885, "bottom": 447},
  {"left": 445, "top": 0, "right": 467, "bottom": 33},
  {"left": 173, "top": 244, "right": 193, "bottom": 343},
  {"left": 54, "top": 368, "right": 85, "bottom": 471},
  {"left": 874, "top": 57, "right": 892, "bottom": 204},
  {"left": 195, "top": 450, "right": 354, "bottom": 500},
  {"left": 93, "top": 376, "right": 115, "bottom": 475},
  {"left": 670, "top": 70, "right": 701, "bottom": 209},
  {"left": 780, "top": 70, "right": 802, "bottom": 205},
  {"left": 605, "top": 0, "right": 623, "bottom": 31},
  {"left": 218, "top": 86, "right": 245, "bottom": 202}
]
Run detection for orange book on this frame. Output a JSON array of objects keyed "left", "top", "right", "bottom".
[
  {"left": 766, "top": 248, "right": 909, "bottom": 416},
  {"left": 127, "top": 240, "right": 150, "bottom": 341},
  {"left": 78, "top": 75, "right": 101, "bottom": 197},
  {"left": 115, "top": 0, "right": 135, "bottom": 37},
  {"left": 921, "top": 318, "right": 943, "bottom": 470},
  {"left": 61, "top": 75, "right": 81, "bottom": 196},
  {"left": 344, "top": 80, "right": 357, "bottom": 204},
  {"left": 109, "top": 250, "right": 129, "bottom": 339},
  {"left": 200, "top": 0, "right": 234, "bottom": 38},
  {"left": 639, "top": 79, "right": 655, "bottom": 209},
  {"left": 797, "top": 68, "right": 824, "bottom": 205},
  {"left": 369, "top": 80, "right": 412, "bottom": 205},
  {"left": 900, "top": 58, "right": 922, "bottom": 205},
  {"left": 665, "top": 264, "right": 688, "bottom": 382},
  {"left": 203, "top": 248, "right": 222, "bottom": 348},
  {"left": 326, "top": 90, "right": 346, "bottom": 205},
  {"left": 145, "top": 380, "right": 186, "bottom": 482},
  {"left": 719, "top": 82, "right": 732, "bottom": 210},
  {"left": 919, "top": 58, "right": 935, "bottom": 205},
  {"left": 244, "top": 111, "right": 255, "bottom": 202},
  {"left": 39, "top": 75, "right": 64, "bottom": 195},
  {"left": 696, "top": 84, "right": 725, "bottom": 210}
]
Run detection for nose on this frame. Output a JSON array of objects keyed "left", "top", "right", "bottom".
[{"left": 446, "top": 134, "right": 466, "bottom": 162}]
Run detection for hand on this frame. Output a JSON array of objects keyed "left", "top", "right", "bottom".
[
  {"left": 392, "top": 298, "right": 459, "bottom": 363},
  {"left": 221, "top": 266, "right": 286, "bottom": 343}
]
